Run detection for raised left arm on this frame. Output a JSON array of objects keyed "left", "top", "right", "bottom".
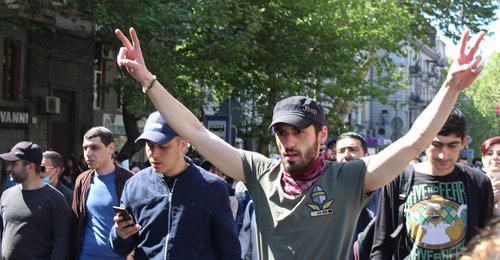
[{"left": 363, "top": 30, "right": 485, "bottom": 192}]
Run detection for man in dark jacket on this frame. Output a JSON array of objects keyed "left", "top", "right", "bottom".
[
  {"left": 371, "top": 108, "right": 494, "bottom": 259},
  {"left": 109, "top": 111, "right": 240, "bottom": 259},
  {"left": 71, "top": 126, "right": 133, "bottom": 260},
  {"left": 336, "top": 132, "right": 381, "bottom": 260}
]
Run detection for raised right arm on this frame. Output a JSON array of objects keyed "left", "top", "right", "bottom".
[{"left": 115, "top": 28, "right": 245, "bottom": 182}]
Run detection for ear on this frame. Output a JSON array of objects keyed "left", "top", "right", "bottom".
[
  {"left": 108, "top": 142, "right": 116, "bottom": 154},
  {"left": 462, "top": 136, "right": 468, "bottom": 146},
  {"left": 27, "top": 162, "right": 37, "bottom": 173},
  {"left": 178, "top": 138, "right": 189, "bottom": 154},
  {"left": 319, "top": 126, "right": 328, "bottom": 144}
]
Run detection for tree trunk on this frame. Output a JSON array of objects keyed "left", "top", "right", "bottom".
[{"left": 116, "top": 106, "right": 143, "bottom": 162}]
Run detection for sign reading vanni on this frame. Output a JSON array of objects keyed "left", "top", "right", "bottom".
[{"left": 0, "top": 110, "right": 29, "bottom": 127}]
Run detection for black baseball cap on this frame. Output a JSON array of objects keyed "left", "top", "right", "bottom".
[
  {"left": 269, "top": 96, "right": 325, "bottom": 130},
  {"left": 0, "top": 141, "right": 43, "bottom": 165}
]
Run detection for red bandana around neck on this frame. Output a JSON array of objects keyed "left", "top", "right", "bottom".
[{"left": 281, "top": 155, "right": 326, "bottom": 196}]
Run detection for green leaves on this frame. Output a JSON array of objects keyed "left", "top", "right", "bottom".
[
  {"left": 458, "top": 52, "right": 500, "bottom": 152},
  {"left": 79, "top": 0, "right": 497, "bottom": 154}
]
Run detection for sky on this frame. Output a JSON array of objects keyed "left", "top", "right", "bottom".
[{"left": 441, "top": 8, "right": 500, "bottom": 62}]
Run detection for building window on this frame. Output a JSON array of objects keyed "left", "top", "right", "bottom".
[
  {"left": 2, "top": 38, "right": 21, "bottom": 101},
  {"left": 93, "top": 44, "right": 105, "bottom": 109},
  {"left": 102, "top": 43, "right": 122, "bottom": 111},
  {"left": 93, "top": 70, "right": 103, "bottom": 109}
]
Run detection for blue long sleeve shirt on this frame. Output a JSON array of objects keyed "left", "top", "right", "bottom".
[{"left": 109, "top": 161, "right": 241, "bottom": 260}]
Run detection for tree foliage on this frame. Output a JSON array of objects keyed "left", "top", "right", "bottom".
[
  {"left": 0, "top": 1, "right": 496, "bottom": 158},
  {"left": 403, "top": 0, "right": 498, "bottom": 43},
  {"left": 457, "top": 52, "right": 500, "bottom": 154},
  {"left": 82, "top": 0, "right": 498, "bottom": 155}
]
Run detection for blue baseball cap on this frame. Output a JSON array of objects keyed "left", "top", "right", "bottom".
[
  {"left": 326, "top": 135, "right": 337, "bottom": 148},
  {"left": 135, "top": 111, "right": 179, "bottom": 145}
]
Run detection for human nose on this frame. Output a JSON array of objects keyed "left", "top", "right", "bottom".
[
  {"left": 281, "top": 134, "right": 297, "bottom": 150},
  {"left": 342, "top": 149, "right": 351, "bottom": 158},
  {"left": 149, "top": 145, "right": 161, "bottom": 158},
  {"left": 83, "top": 148, "right": 92, "bottom": 158},
  {"left": 438, "top": 148, "right": 451, "bottom": 160}
]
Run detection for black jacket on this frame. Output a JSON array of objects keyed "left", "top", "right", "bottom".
[
  {"left": 109, "top": 161, "right": 241, "bottom": 259},
  {"left": 371, "top": 163, "right": 494, "bottom": 259}
]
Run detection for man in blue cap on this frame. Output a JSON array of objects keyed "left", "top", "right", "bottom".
[{"left": 110, "top": 111, "right": 240, "bottom": 259}]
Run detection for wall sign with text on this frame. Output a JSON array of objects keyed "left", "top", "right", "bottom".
[
  {"left": 203, "top": 116, "right": 229, "bottom": 142},
  {"left": 0, "top": 109, "right": 29, "bottom": 128}
]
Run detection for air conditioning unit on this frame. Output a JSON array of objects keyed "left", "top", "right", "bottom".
[{"left": 43, "top": 96, "right": 61, "bottom": 114}]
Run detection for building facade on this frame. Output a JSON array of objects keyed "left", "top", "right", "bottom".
[
  {"left": 0, "top": 2, "right": 126, "bottom": 175},
  {"left": 349, "top": 38, "right": 447, "bottom": 150}
]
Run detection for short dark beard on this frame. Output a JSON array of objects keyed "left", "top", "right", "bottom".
[
  {"left": 283, "top": 139, "right": 320, "bottom": 176},
  {"left": 11, "top": 172, "right": 27, "bottom": 183}
]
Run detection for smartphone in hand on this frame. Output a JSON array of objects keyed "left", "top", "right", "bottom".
[{"left": 113, "top": 206, "right": 134, "bottom": 223}]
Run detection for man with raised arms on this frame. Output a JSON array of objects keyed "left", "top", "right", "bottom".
[{"left": 114, "top": 27, "right": 484, "bottom": 259}]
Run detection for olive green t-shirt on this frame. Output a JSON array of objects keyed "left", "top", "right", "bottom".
[{"left": 241, "top": 150, "right": 370, "bottom": 260}]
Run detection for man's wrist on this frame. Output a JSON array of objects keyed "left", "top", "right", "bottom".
[
  {"left": 139, "top": 72, "right": 155, "bottom": 88},
  {"left": 442, "top": 77, "right": 460, "bottom": 91},
  {"left": 142, "top": 75, "right": 157, "bottom": 93},
  {"left": 115, "top": 226, "right": 130, "bottom": 240}
]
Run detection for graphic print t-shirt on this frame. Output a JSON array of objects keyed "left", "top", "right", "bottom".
[{"left": 403, "top": 167, "right": 467, "bottom": 259}]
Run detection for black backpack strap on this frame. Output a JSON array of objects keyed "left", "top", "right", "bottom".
[
  {"left": 354, "top": 165, "right": 415, "bottom": 260},
  {"left": 355, "top": 216, "right": 377, "bottom": 260},
  {"left": 390, "top": 165, "right": 415, "bottom": 239}
]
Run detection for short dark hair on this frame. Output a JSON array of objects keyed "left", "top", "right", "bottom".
[
  {"left": 438, "top": 108, "right": 466, "bottom": 139},
  {"left": 200, "top": 160, "right": 213, "bottom": 171},
  {"left": 83, "top": 126, "right": 114, "bottom": 146},
  {"left": 312, "top": 123, "right": 323, "bottom": 135},
  {"left": 271, "top": 122, "right": 323, "bottom": 135},
  {"left": 22, "top": 159, "right": 42, "bottom": 173},
  {"left": 43, "top": 151, "right": 64, "bottom": 169},
  {"left": 337, "top": 132, "right": 368, "bottom": 153}
]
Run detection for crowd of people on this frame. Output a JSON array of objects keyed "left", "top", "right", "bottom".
[{"left": 0, "top": 28, "right": 498, "bottom": 260}]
